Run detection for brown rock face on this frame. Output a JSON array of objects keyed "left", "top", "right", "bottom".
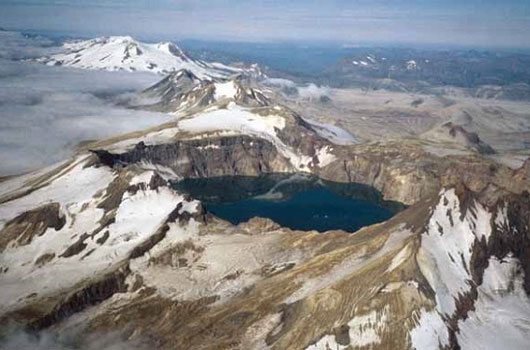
[
  {"left": 237, "top": 217, "right": 281, "bottom": 234},
  {"left": 490, "top": 191, "right": 530, "bottom": 293},
  {"left": 29, "top": 266, "right": 130, "bottom": 330},
  {"left": 322, "top": 142, "right": 530, "bottom": 205},
  {"left": 0, "top": 202, "right": 65, "bottom": 252},
  {"left": 92, "top": 135, "right": 294, "bottom": 178},
  {"left": 435, "top": 122, "right": 495, "bottom": 154}
]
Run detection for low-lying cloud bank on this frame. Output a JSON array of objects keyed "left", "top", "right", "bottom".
[
  {"left": 0, "top": 31, "right": 168, "bottom": 176},
  {"left": 297, "top": 83, "right": 331, "bottom": 100},
  {"left": 0, "top": 30, "right": 58, "bottom": 60},
  {"left": 264, "top": 78, "right": 331, "bottom": 101},
  {"left": 0, "top": 325, "right": 148, "bottom": 350}
]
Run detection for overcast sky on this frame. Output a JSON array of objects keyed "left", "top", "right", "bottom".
[{"left": 0, "top": 0, "right": 529, "bottom": 48}]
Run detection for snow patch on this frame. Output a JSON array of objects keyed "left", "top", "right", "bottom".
[
  {"left": 409, "top": 308, "right": 449, "bottom": 350},
  {"left": 214, "top": 81, "right": 238, "bottom": 100},
  {"left": 178, "top": 106, "right": 284, "bottom": 140},
  {"left": 0, "top": 156, "right": 114, "bottom": 229},
  {"left": 306, "top": 306, "right": 389, "bottom": 349},
  {"left": 386, "top": 243, "right": 411, "bottom": 273},
  {"left": 304, "top": 119, "right": 357, "bottom": 145},
  {"left": 315, "top": 146, "right": 336, "bottom": 167}
]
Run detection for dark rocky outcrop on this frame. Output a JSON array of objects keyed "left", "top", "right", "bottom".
[
  {"left": 232, "top": 76, "right": 270, "bottom": 107},
  {"left": 129, "top": 199, "right": 208, "bottom": 260},
  {"left": 34, "top": 253, "right": 56, "bottom": 267},
  {"left": 142, "top": 69, "right": 203, "bottom": 103},
  {"left": 60, "top": 233, "right": 90, "bottom": 258},
  {"left": 490, "top": 191, "right": 530, "bottom": 293},
  {"left": 92, "top": 136, "right": 293, "bottom": 178},
  {"left": 442, "top": 122, "right": 495, "bottom": 154},
  {"left": 0, "top": 203, "right": 65, "bottom": 252},
  {"left": 5, "top": 266, "right": 130, "bottom": 331},
  {"left": 97, "top": 175, "right": 131, "bottom": 213}
]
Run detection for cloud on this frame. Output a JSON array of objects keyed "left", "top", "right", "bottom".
[
  {"left": 0, "top": 324, "right": 148, "bottom": 350},
  {"left": 297, "top": 83, "right": 331, "bottom": 100},
  {"left": 264, "top": 78, "right": 331, "bottom": 100},
  {"left": 264, "top": 78, "right": 296, "bottom": 89},
  {"left": 0, "top": 30, "right": 58, "bottom": 60},
  {"left": 0, "top": 32, "right": 169, "bottom": 176}
]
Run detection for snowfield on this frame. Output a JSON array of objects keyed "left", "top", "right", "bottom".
[{"left": 178, "top": 105, "right": 286, "bottom": 139}]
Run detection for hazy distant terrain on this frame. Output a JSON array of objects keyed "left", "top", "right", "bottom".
[
  {"left": 183, "top": 41, "right": 530, "bottom": 101},
  {"left": 323, "top": 48, "right": 530, "bottom": 99}
]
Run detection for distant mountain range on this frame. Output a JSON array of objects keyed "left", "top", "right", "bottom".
[
  {"left": 34, "top": 36, "right": 530, "bottom": 101},
  {"left": 178, "top": 43, "right": 530, "bottom": 101},
  {"left": 319, "top": 48, "right": 530, "bottom": 100}
]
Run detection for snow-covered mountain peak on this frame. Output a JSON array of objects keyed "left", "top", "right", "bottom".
[
  {"left": 155, "top": 41, "right": 187, "bottom": 58},
  {"left": 36, "top": 36, "right": 242, "bottom": 79}
]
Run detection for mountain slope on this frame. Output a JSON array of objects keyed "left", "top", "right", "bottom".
[
  {"left": 422, "top": 122, "right": 496, "bottom": 155},
  {"left": 36, "top": 36, "right": 243, "bottom": 79},
  {"left": 1, "top": 150, "right": 529, "bottom": 350},
  {"left": 1, "top": 70, "right": 530, "bottom": 349},
  {"left": 139, "top": 71, "right": 271, "bottom": 114}
]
